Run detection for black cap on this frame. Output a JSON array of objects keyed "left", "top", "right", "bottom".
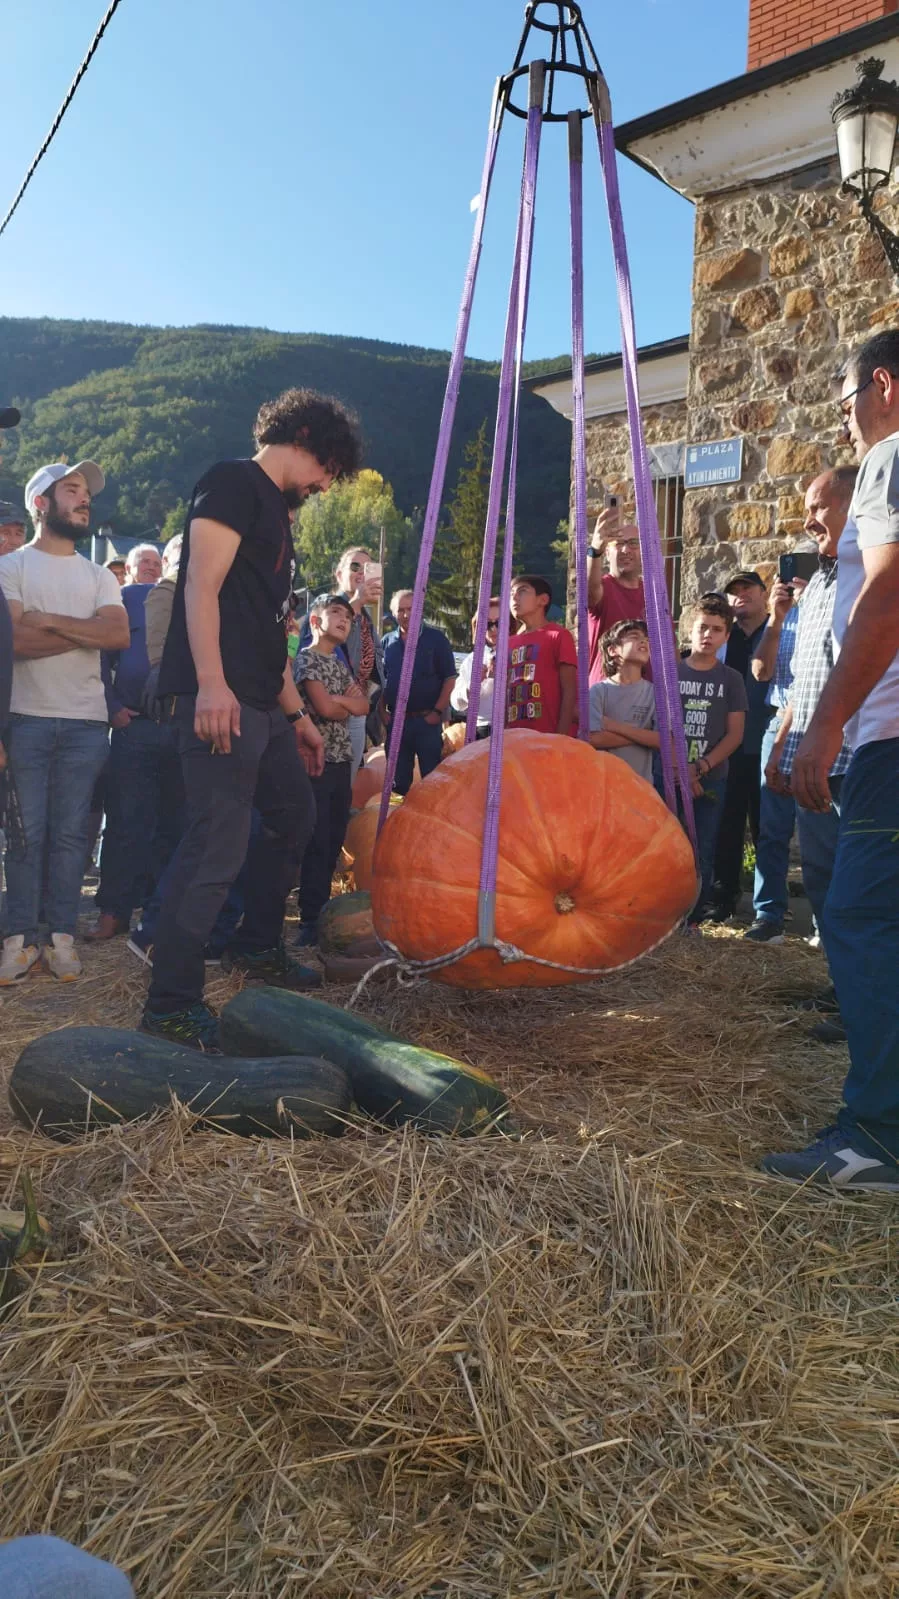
[
  {"left": 0, "top": 501, "right": 26, "bottom": 528},
  {"left": 724, "top": 569, "right": 766, "bottom": 591},
  {"left": 310, "top": 592, "right": 354, "bottom": 618}
]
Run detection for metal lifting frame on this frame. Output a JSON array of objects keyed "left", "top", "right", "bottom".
[{"left": 377, "top": 1, "right": 697, "bottom": 972}]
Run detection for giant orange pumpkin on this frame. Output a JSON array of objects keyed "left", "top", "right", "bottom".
[{"left": 370, "top": 734, "right": 698, "bottom": 989}]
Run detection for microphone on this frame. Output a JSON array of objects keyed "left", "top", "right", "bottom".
[{"left": 0, "top": 408, "right": 21, "bottom": 430}]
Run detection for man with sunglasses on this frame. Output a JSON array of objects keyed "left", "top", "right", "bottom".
[
  {"left": 587, "top": 504, "right": 646, "bottom": 684},
  {"left": 761, "top": 330, "right": 899, "bottom": 1192},
  {"left": 450, "top": 598, "right": 502, "bottom": 735}
]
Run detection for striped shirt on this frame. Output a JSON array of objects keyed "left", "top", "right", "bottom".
[{"left": 779, "top": 558, "right": 852, "bottom": 777}]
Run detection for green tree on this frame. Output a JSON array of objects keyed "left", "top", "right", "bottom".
[
  {"left": 293, "top": 468, "right": 414, "bottom": 593},
  {"left": 160, "top": 498, "right": 189, "bottom": 542},
  {"left": 430, "top": 419, "right": 494, "bottom": 646}
]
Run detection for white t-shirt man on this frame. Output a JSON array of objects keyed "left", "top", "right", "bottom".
[
  {"left": 0, "top": 545, "right": 124, "bottom": 721},
  {"left": 833, "top": 431, "right": 899, "bottom": 750}
]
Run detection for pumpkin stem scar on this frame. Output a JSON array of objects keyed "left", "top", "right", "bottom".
[{"left": 554, "top": 892, "right": 576, "bottom": 915}]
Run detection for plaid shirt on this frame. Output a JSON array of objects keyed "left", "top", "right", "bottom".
[{"left": 780, "top": 558, "right": 852, "bottom": 777}]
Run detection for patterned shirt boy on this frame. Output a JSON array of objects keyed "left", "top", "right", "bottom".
[
  {"left": 294, "top": 647, "right": 353, "bottom": 765},
  {"left": 779, "top": 559, "right": 852, "bottom": 777}
]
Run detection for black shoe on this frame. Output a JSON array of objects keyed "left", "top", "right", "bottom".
[
  {"left": 788, "top": 985, "right": 840, "bottom": 1014},
  {"left": 139, "top": 1002, "right": 221, "bottom": 1053},
  {"left": 743, "top": 920, "right": 785, "bottom": 945},
  {"left": 706, "top": 901, "right": 738, "bottom": 925},
  {"left": 806, "top": 1018, "right": 847, "bottom": 1046},
  {"left": 222, "top": 940, "right": 322, "bottom": 990},
  {"left": 294, "top": 922, "right": 318, "bottom": 949}
]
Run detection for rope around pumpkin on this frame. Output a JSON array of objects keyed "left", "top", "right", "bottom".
[{"left": 347, "top": 882, "right": 701, "bottom": 1009}]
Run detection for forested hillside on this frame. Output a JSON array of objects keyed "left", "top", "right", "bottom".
[{"left": 0, "top": 317, "right": 572, "bottom": 575}]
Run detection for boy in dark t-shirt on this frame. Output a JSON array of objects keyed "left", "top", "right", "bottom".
[
  {"left": 142, "top": 389, "right": 362, "bottom": 1050},
  {"left": 293, "top": 595, "right": 369, "bottom": 945},
  {"left": 677, "top": 593, "right": 748, "bottom": 927},
  {"left": 507, "top": 575, "right": 577, "bottom": 735}
]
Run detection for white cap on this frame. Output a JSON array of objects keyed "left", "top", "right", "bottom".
[{"left": 25, "top": 460, "right": 105, "bottom": 518}]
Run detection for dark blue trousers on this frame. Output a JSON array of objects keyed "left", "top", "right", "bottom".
[
  {"left": 823, "top": 738, "right": 899, "bottom": 1161},
  {"left": 389, "top": 715, "right": 443, "bottom": 796},
  {"left": 97, "top": 716, "right": 183, "bottom": 922}
]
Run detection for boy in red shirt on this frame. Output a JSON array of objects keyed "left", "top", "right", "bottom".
[{"left": 507, "top": 575, "right": 577, "bottom": 735}]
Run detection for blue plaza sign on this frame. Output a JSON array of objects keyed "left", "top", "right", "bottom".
[{"left": 684, "top": 437, "right": 744, "bottom": 489}]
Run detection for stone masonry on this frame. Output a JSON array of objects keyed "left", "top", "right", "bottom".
[{"left": 681, "top": 154, "right": 897, "bottom": 604}]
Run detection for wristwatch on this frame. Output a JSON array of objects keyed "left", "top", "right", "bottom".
[
  {"left": 587, "top": 547, "right": 602, "bottom": 559},
  {"left": 285, "top": 709, "right": 304, "bottom": 724}
]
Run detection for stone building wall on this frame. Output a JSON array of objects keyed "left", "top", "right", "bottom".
[
  {"left": 583, "top": 398, "right": 689, "bottom": 510},
  {"left": 681, "top": 153, "right": 898, "bottom": 604}
]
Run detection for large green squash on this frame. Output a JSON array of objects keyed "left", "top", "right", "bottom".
[
  {"left": 9, "top": 1027, "right": 352, "bottom": 1142},
  {"left": 219, "top": 987, "right": 511, "bottom": 1137}
]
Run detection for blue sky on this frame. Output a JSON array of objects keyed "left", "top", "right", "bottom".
[{"left": 0, "top": 0, "right": 748, "bottom": 361}]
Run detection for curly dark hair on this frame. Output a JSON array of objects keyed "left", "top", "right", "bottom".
[
  {"left": 253, "top": 388, "right": 363, "bottom": 480},
  {"left": 600, "top": 616, "right": 648, "bottom": 675}
]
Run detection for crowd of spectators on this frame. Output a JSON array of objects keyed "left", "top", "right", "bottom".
[{"left": 0, "top": 329, "right": 898, "bottom": 1191}]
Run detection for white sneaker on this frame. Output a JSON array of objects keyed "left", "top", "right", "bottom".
[
  {"left": 0, "top": 935, "right": 41, "bottom": 986},
  {"left": 43, "top": 933, "right": 82, "bottom": 982}
]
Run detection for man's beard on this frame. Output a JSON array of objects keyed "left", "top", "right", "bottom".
[{"left": 45, "top": 508, "right": 90, "bottom": 544}]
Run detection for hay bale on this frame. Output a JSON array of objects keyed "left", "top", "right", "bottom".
[{"left": 0, "top": 928, "right": 894, "bottom": 1596}]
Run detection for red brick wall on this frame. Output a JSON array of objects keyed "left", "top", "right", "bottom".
[{"left": 748, "top": 0, "right": 899, "bottom": 70}]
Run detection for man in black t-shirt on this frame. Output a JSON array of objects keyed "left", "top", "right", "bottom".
[
  {"left": 142, "top": 388, "right": 362, "bottom": 1050},
  {"left": 710, "top": 570, "right": 771, "bottom": 921}
]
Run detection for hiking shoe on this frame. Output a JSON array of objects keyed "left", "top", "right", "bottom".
[
  {"left": 0, "top": 935, "right": 41, "bottom": 986},
  {"left": 139, "top": 1002, "right": 221, "bottom": 1053},
  {"left": 806, "top": 1018, "right": 847, "bottom": 1046},
  {"left": 294, "top": 922, "right": 318, "bottom": 948},
  {"left": 706, "top": 901, "right": 738, "bottom": 926},
  {"left": 788, "top": 985, "right": 840, "bottom": 1014},
  {"left": 760, "top": 1127, "right": 899, "bottom": 1192},
  {"left": 127, "top": 928, "right": 154, "bottom": 966},
  {"left": 743, "top": 920, "right": 785, "bottom": 945},
  {"left": 43, "top": 933, "right": 82, "bottom": 982},
  {"left": 223, "top": 940, "right": 322, "bottom": 990}
]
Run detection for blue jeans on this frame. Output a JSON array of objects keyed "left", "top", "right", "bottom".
[
  {"left": 691, "top": 772, "right": 728, "bottom": 911},
  {"left": 797, "top": 776, "right": 842, "bottom": 935},
  {"left": 388, "top": 714, "right": 443, "bottom": 796},
  {"left": 96, "top": 716, "right": 183, "bottom": 922},
  {"left": 0, "top": 1536, "right": 133, "bottom": 1597},
  {"left": 4, "top": 715, "right": 109, "bottom": 943},
  {"left": 822, "top": 739, "right": 899, "bottom": 1161},
  {"left": 752, "top": 722, "right": 796, "bottom": 926}
]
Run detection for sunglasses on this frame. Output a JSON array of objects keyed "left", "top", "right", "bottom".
[
  {"left": 486, "top": 619, "right": 500, "bottom": 629},
  {"left": 349, "top": 561, "right": 364, "bottom": 572}
]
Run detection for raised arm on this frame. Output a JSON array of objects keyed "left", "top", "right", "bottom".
[{"left": 751, "top": 583, "right": 791, "bottom": 682}]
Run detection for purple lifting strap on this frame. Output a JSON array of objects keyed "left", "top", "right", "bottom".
[
  {"left": 568, "top": 111, "right": 591, "bottom": 741},
  {"left": 378, "top": 88, "right": 504, "bottom": 827},
  {"left": 476, "top": 66, "right": 545, "bottom": 940},
  {"left": 591, "top": 81, "right": 696, "bottom": 847}
]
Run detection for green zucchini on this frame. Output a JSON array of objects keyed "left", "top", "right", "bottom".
[
  {"left": 218, "top": 987, "right": 511, "bottom": 1137},
  {"left": 9, "top": 1027, "right": 352, "bottom": 1142}
]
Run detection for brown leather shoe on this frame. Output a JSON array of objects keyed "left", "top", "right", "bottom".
[{"left": 85, "top": 913, "right": 129, "bottom": 943}]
